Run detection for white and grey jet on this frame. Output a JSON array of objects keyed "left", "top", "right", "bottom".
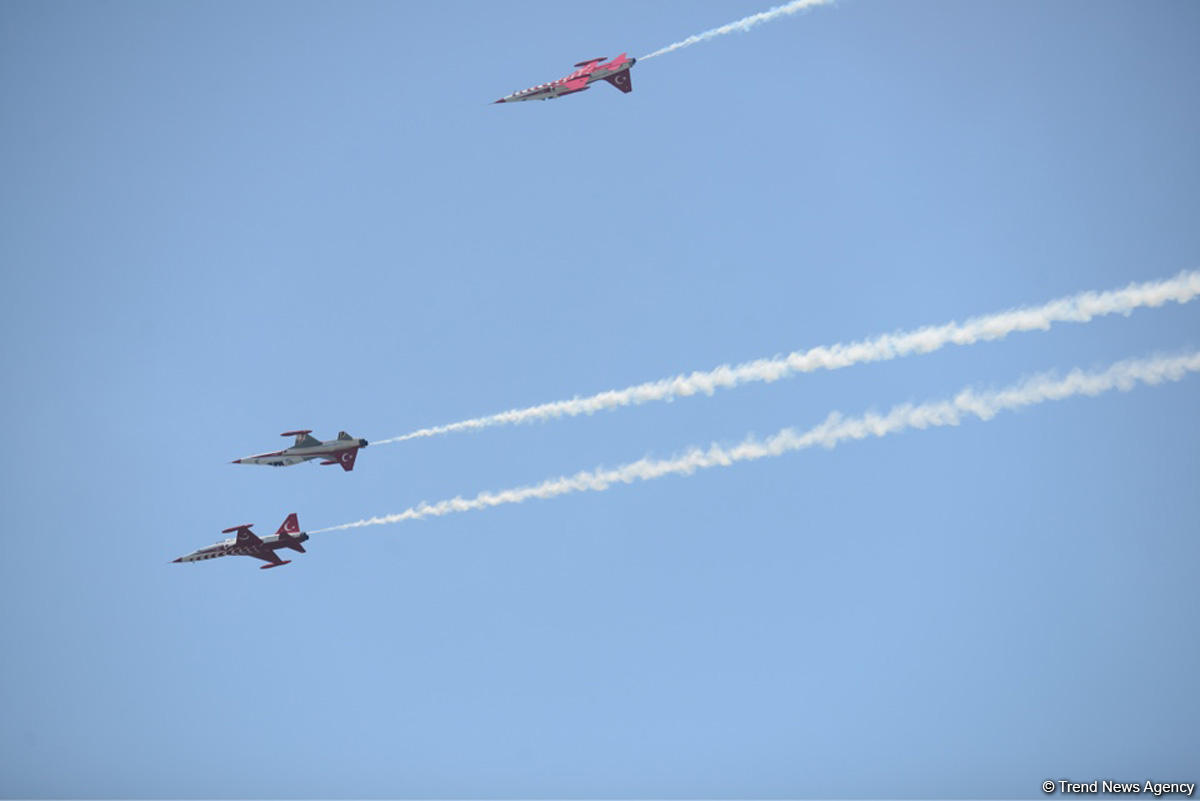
[{"left": 232, "top": 430, "right": 368, "bottom": 472}]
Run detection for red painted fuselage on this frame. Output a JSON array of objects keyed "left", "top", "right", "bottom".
[{"left": 494, "top": 54, "right": 636, "bottom": 103}]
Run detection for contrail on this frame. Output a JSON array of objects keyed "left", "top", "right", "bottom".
[
  {"left": 316, "top": 350, "right": 1200, "bottom": 531},
  {"left": 375, "top": 271, "right": 1200, "bottom": 445},
  {"left": 640, "top": 0, "right": 835, "bottom": 61}
]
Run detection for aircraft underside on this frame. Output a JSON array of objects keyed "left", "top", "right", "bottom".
[{"left": 233, "top": 432, "right": 368, "bottom": 471}]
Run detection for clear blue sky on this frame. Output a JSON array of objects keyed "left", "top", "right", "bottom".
[{"left": 2, "top": 1, "right": 1198, "bottom": 797}]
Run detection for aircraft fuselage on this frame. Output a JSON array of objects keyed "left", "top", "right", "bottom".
[
  {"left": 233, "top": 431, "right": 369, "bottom": 471},
  {"left": 234, "top": 440, "right": 366, "bottom": 467},
  {"left": 173, "top": 531, "right": 310, "bottom": 564},
  {"left": 495, "top": 54, "right": 636, "bottom": 103}
]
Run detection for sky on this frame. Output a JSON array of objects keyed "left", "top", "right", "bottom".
[{"left": 1, "top": 1, "right": 1198, "bottom": 798}]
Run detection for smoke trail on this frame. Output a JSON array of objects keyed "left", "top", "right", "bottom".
[
  {"left": 640, "top": 0, "right": 834, "bottom": 61},
  {"left": 375, "top": 271, "right": 1200, "bottom": 445},
  {"left": 316, "top": 350, "right": 1200, "bottom": 531}
]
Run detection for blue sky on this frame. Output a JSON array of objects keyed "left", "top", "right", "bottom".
[{"left": 1, "top": 1, "right": 1198, "bottom": 797}]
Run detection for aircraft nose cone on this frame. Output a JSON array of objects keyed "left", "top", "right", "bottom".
[
  {"left": 172, "top": 557, "right": 182, "bottom": 563},
  {"left": 493, "top": 98, "right": 505, "bottom": 104}
]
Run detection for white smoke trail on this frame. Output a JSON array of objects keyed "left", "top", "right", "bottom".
[
  {"left": 375, "top": 271, "right": 1200, "bottom": 445},
  {"left": 316, "top": 350, "right": 1200, "bottom": 531},
  {"left": 640, "top": 0, "right": 835, "bottom": 61}
]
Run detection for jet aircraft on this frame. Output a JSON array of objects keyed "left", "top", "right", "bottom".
[
  {"left": 493, "top": 54, "right": 636, "bottom": 103},
  {"left": 232, "top": 430, "right": 368, "bottom": 472},
  {"left": 173, "top": 513, "right": 309, "bottom": 570}
]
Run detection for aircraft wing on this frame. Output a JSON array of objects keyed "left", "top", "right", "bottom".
[
  {"left": 563, "top": 77, "right": 589, "bottom": 91},
  {"left": 233, "top": 527, "right": 264, "bottom": 548},
  {"left": 251, "top": 549, "right": 286, "bottom": 566}
]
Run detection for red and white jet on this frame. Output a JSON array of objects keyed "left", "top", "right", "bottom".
[
  {"left": 232, "top": 430, "right": 368, "bottom": 472},
  {"left": 493, "top": 54, "right": 636, "bottom": 103},
  {"left": 173, "top": 513, "right": 309, "bottom": 570}
]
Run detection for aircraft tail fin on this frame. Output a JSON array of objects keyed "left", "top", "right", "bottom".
[
  {"left": 604, "top": 70, "right": 633, "bottom": 94},
  {"left": 320, "top": 450, "right": 360, "bottom": 471},
  {"left": 275, "top": 514, "right": 307, "bottom": 552},
  {"left": 337, "top": 431, "right": 355, "bottom": 441},
  {"left": 274, "top": 513, "right": 300, "bottom": 537},
  {"left": 336, "top": 448, "right": 359, "bottom": 471}
]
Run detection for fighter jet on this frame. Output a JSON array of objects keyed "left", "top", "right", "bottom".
[
  {"left": 493, "top": 53, "right": 636, "bottom": 103},
  {"left": 172, "top": 513, "right": 309, "bottom": 570},
  {"left": 232, "top": 430, "right": 368, "bottom": 472}
]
